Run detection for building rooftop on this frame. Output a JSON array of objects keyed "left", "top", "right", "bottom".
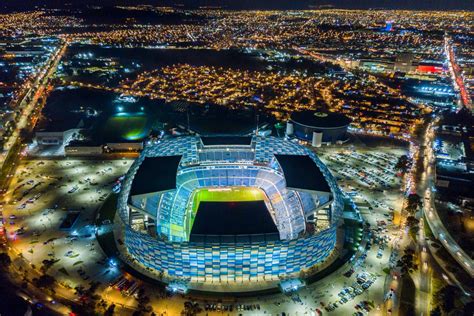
[
  {"left": 291, "top": 110, "right": 351, "bottom": 128},
  {"left": 36, "top": 115, "right": 86, "bottom": 133}
]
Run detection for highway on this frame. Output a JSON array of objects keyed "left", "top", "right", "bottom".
[
  {"left": 416, "top": 213, "right": 432, "bottom": 316},
  {"left": 419, "top": 120, "right": 473, "bottom": 292},
  {"left": 438, "top": 35, "right": 474, "bottom": 279},
  {"left": 424, "top": 189, "right": 474, "bottom": 279},
  {"left": 391, "top": 119, "right": 434, "bottom": 316},
  {"left": 0, "top": 39, "right": 68, "bottom": 172},
  {"left": 408, "top": 116, "right": 474, "bottom": 314},
  {"left": 421, "top": 95, "right": 474, "bottom": 279},
  {"left": 445, "top": 35, "right": 472, "bottom": 111}
]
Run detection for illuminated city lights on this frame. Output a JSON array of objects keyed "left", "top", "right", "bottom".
[{"left": 0, "top": 3, "right": 472, "bottom": 316}]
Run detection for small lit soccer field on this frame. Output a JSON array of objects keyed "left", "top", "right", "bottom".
[
  {"left": 103, "top": 113, "right": 149, "bottom": 141},
  {"left": 187, "top": 187, "right": 267, "bottom": 235}
]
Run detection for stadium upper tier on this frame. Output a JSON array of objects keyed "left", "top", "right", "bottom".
[{"left": 119, "top": 136, "right": 340, "bottom": 242}]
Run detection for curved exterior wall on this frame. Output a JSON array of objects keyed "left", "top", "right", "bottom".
[
  {"left": 116, "top": 136, "right": 345, "bottom": 288},
  {"left": 292, "top": 122, "right": 349, "bottom": 143},
  {"left": 125, "top": 225, "right": 336, "bottom": 283}
]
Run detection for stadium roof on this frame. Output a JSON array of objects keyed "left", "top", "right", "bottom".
[
  {"left": 130, "top": 155, "right": 182, "bottom": 196},
  {"left": 190, "top": 201, "right": 278, "bottom": 237},
  {"left": 274, "top": 154, "right": 331, "bottom": 193},
  {"left": 200, "top": 136, "right": 253, "bottom": 146}
]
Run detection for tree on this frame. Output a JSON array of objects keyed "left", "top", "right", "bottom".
[
  {"left": 70, "top": 283, "right": 101, "bottom": 316},
  {"left": 135, "top": 288, "right": 153, "bottom": 315},
  {"left": 430, "top": 306, "right": 441, "bottom": 316},
  {"left": 104, "top": 304, "right": 115, "bottom": 316},
  {"left": 406, "top": 216, "right": 419, "bottom": 227},
  {"left": 40, "top": 258, "right": 59, "bottom": 273},
  {"left": 34, "top": 274, "right": 56, "bottom": 289},
  {"left": 409, "top": 226, "right": 420, "bottom": 241},
  {"left": 434, "top": 285, "right": 459, "bottom": 313},
  {"left": 464, "top": 301, "right": 474, "bottom": 316},
  {"left": 69, "top": 302, "right": 96, "bottom": 316},
  {"left": 406, "top": 216, "right": 420, "bottom": 241},
  {"left": 74, "top": 285, "right": 85, "bottom": 296},
  {"left": 406, "top": 193, "right": 422, "bottom": 214},
  {"left": 395, "top": 155, "right": 411, "bottom": 173},
  {"left": 0, "top": 253, "right": 11, "bottom": 270},
  {"left": 397, "top": 248, "right": 417, "bottom": 274}
]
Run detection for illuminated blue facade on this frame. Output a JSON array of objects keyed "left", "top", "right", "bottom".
[
  {"left": 117, "top": 136, "right": 344, "bottom": 289},
  {"left": 124, "top": 225, "right": 336, "bottom": 283}
]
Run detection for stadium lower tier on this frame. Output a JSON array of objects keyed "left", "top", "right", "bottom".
[{"left": 123, "top": 224, "right": 337, "bottom": 290}]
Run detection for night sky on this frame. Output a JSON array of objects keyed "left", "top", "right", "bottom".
[{"left": 1, "top": 0, "right": 473, "bottom": 11}]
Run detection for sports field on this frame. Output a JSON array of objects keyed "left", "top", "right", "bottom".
[
  {"left": 193, "top": 187, "right": 264, "bottom": 204},
  {"left": 103, "top": 113, "right": 149, "bottom": 141},
  {"left": 186, "top": 187, "right": 266, "bottom": 236}
]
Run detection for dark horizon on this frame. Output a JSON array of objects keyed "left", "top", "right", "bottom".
[{"left": 1, "top": 0, "right": 473, "bottom": 11}]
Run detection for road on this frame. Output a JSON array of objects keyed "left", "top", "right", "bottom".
[
  {"left": 386, "top": 120, "right": 434, "bottom": 316},
  {"left": 402, "top": 116, "right": 474, "bottom": 316},
  {"left": 445, "top": 35, "right": 472, "bottom": 111},
  {"left": 0, "top": 39, "right": 68, "bottom": 171},
  {"left": 420, "top": 120, "right": 474, "bottom": 280}
]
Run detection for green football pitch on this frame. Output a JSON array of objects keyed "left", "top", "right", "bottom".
[
  {"left": 103, "top": 113, "right": 148, "bottom": 141},
  {"left": 193, "top": 187, "right": 264, "bottom": 205}
]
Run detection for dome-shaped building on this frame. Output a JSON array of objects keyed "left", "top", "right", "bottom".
[{"left": 287, "top": 111, "right": 351, "bottom": 146}]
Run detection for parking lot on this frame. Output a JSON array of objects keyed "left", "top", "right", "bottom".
[
  {"left": 1, "top": 159, "right": 132, "bottom": 291},
  {"left": 315, "top": 145, "right": 406, "bottom": 315},
  {"left": 319, "top": 147, "right": 405, "bottom": 226}
]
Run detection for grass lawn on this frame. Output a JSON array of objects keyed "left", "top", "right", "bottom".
[
  {"left": 399, "top": 275, "right": 416, "bottom": 316},
  {"left": 409, "top": 226, "right": 418, "bottom": 243},
  {"left": 193, "top": 187, "right": 264, "bottom": 203},
  {"left": 430, "top": 275, "right": 446, "bottom": 310},
  {"left": 423, "top": 214, "right": 434, "bottom": 239}
]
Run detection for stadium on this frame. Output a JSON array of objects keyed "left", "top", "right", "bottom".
[{"left": 116, "top": 136, "right": 345, "bottom": 292}]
